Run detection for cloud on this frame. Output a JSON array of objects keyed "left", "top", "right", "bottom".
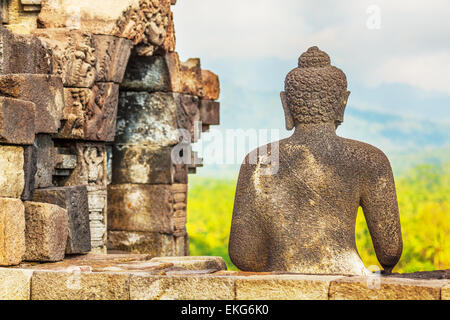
[
  {"left": 173, "top": 0, "right": 450, "bottom": 95},
  {"left": 372, "top": 52, "right": 450, "bottom": 94}
]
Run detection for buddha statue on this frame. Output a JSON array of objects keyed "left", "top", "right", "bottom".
[{"left": 229, "top": 46, "right": 402, "bottom": 276}]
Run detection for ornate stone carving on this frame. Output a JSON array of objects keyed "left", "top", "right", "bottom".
[
  {"left": 114, "top": 0, "right": 171, "bottom": 48},
  {"left": 34, "top": 30, "right": 97, "bottom": 88},
  {"left": 93, "top": 35, "right": 133, "bottom": 83},
  {"left": 57, "top": 142, "right": 107, "bottom": 187},
  {"left": 38, "top": 0, "right": 171, "bottom": 51},
  {"left": 58, "top": 83, "right": 119, "bottom": 141},
  {"left": 229, "top": 46, "right": 402, "bottom": 276}
]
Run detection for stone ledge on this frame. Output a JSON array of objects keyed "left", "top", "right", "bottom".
[
  {"left": 329, "top": 276, "right": 446, "bottom": 300},
  {"left": 0, "top": 255, "right": 448, "bottom": 300}
]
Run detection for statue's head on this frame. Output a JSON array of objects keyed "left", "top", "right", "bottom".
[{"left": 281, "top": 46, "right": 350, "bottom": 130}]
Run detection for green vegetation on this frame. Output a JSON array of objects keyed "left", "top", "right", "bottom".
[{"left": 187, "top": 163, "right": 450, "bottom": 273}]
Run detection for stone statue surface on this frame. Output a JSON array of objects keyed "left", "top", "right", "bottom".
[{"left": 229, "top": 46, "right": 403, "bottom": 276}]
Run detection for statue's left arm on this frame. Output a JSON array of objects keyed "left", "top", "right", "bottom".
[
  {"left": 229, "top": 163, "right": 268, "bottom": 271},
  {"left": 360, "top": 150, "right": 403, "bottom": 273}
]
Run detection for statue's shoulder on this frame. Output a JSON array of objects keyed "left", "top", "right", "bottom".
[{"left": 340, "top": 137, "right": 392, "bottom": 171}]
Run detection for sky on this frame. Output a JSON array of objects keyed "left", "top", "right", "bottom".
[{"left": 172, "top": 0, "right": 450, "bottom": 177}]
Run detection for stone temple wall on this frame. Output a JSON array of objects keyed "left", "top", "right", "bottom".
[{"left": 0, "top": 0, "right": 220, "bottom": 265}]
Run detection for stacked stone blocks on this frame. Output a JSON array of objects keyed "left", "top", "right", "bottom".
[{"left": 0, "top": 0, "right": 220, "bottom": 264}]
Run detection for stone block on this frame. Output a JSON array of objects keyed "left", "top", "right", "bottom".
[
  {"left": 23, "top": 201, "right": 69, "bottom": 262},
  {"left": 150, "top": 256, "right": 227, "bottom": 272},
  {"left": 443, "top": 284, "right": 450, "bottom": 300},
  {"left": 121, "top": 54, "right": 172, "bottom": 92},
  {"left": 0, "top": 26, "right": 51, "bottom": 74},
  {"left": 199, "top": 100, "right": 220, "bottom": 125},
  {"left": 57, "top": 83, "right": 119, "bottom": 141},
  {"left": 0, "top": 198, "right": 26, "bottom": 266},
  {"left": 21, "top": 135, "right": 56, "bottom": 200},
  {"left": 33, "top": 186, "right": 91, "bottom": 254},
  {"left": 21, "top": 145, "right": 37, "bottom": 201},
  {"left": 173, "top": 164, "right": 188, "bottom": 184},
  {"left": 0, "top": 146, "right": 25, "bottom": 198},
  {"left": 0, "top": 74, "right": 64, "bottom": 134},
  {"left": 175, "top": 93, "right": 200, "bottom": 142},
  {"left": 33, "top": 134, "right": 55, "bottom": 188},
  {"left": 0, "top": 97, "right": 35, "bottom": 145},
  {"left": 162, "top": 10, "right": 176, "bottom": 52},
  {"left": 116, "top": 91, "right": 178, "bottom": 146},
  {"left": 107, "top": 184, "right": 175, "bottom": 233},
  {"left": 111, "top": 145, "right": 174, "bottom": 184},
  {"left": 107, "top": 230, "right": 178, "bottom": 256},
  {"left": 235, "top": 275, "right": 338, "bottom": 300},
  {"left": 130, "top": 274, "right": 236, "bottom": 300},
  {"left": 121, "top": 52, "right": 205, "bottom": 96},
  {"left": 86, "top": 186, "right": 108, "bottom": 252},
  {"left": 0, "top": 268, "right": 33, "bottom": 300},
  {"left": 201, "top": 70, "right": 220, "bottom": 100},
  {"left": 329, "top": 276, "right": 444, "bottom": 300},
  {"left": 34, "top": 29, "right": 97, "bottom": 88},
  {"left": 31, "top": 270, "right": 129, "bottom": 300},
  {"left": 57, "top": 142, "right": 107, "bottom": 187},
  {"left": 93, "top": 35, "right": 133, "bottom": 83},
  {"left": 38, "top": 0, "right": 171, "bottom": 46}
]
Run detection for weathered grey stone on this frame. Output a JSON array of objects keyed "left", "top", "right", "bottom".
[
  {"left": 0, "top": 26, "right": 51, "bottom": 74},
  {"left": 34, "top": 134, "right": 55, "bottom": 188},
  {"left": 0, "top": 198, "right": 26, "bottom": 266},
  {"left": 22, "top": 135, "right": 56, "bottom": 200},
  {"left": 93, "top": 35, "right": 133, "bottom": 83},
  {"left": 121, "top": 52, "right": 205, "bottom": 96},
  {"left": 33, "top": 186, "right": 91, "bottom": 254},
  {"left": 0, "top": 268, "right": 33, "bottom": 300},
  {"left": 21, "top": 145, "right": 37, "bottom": 201},
  {"left": 0, "top": 75, "right": 64, "bottom": 134},
  {"left": 199, "top": 100, "right": 220, "bottom": 125},
  {"left": 112, "top": 145, "right": 174, "bottom": 184},
  {"left": 107, "top": 184, "right": 175, "bottom": 233},
  {"left": 0, "top": 146, "right": 25, "bottom": 198},
  {"left": 116, "top": 91, "right": 178, "bottom": 146},
  {"left": 0, "top": 97, "right": 35, "bottom": 145},
  {"left": 150, "top": 256, "right": 227, "bottom": 272},
  {"left": 236, "top": 275, "right": 338, "bottom": 300},
  {"left": 31, "top": 270, "right": 129, "bottom": 300},
  {"left": 23, "top": 201, "right": 69, "bottom": 262},
  {"left": 121, "top": 54, "right": 171, "bottom": 92},
  {"left": 57, "top": 84, "right": 119, "bottom": 141},
  {"left": 329, "top": 276, "right": 444, "bottom": 300},
  {"left": 130, "top": 274, "right": 236, "bottom": 300},
  {"left": 175, "top": 93, "right": 200, "bottom": 142},
  {"left": 229, "top": 47, "right": 402, "bottom": 275},
  {"left": 107, "top": 230, "right": 179, "bottom": 256}
]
